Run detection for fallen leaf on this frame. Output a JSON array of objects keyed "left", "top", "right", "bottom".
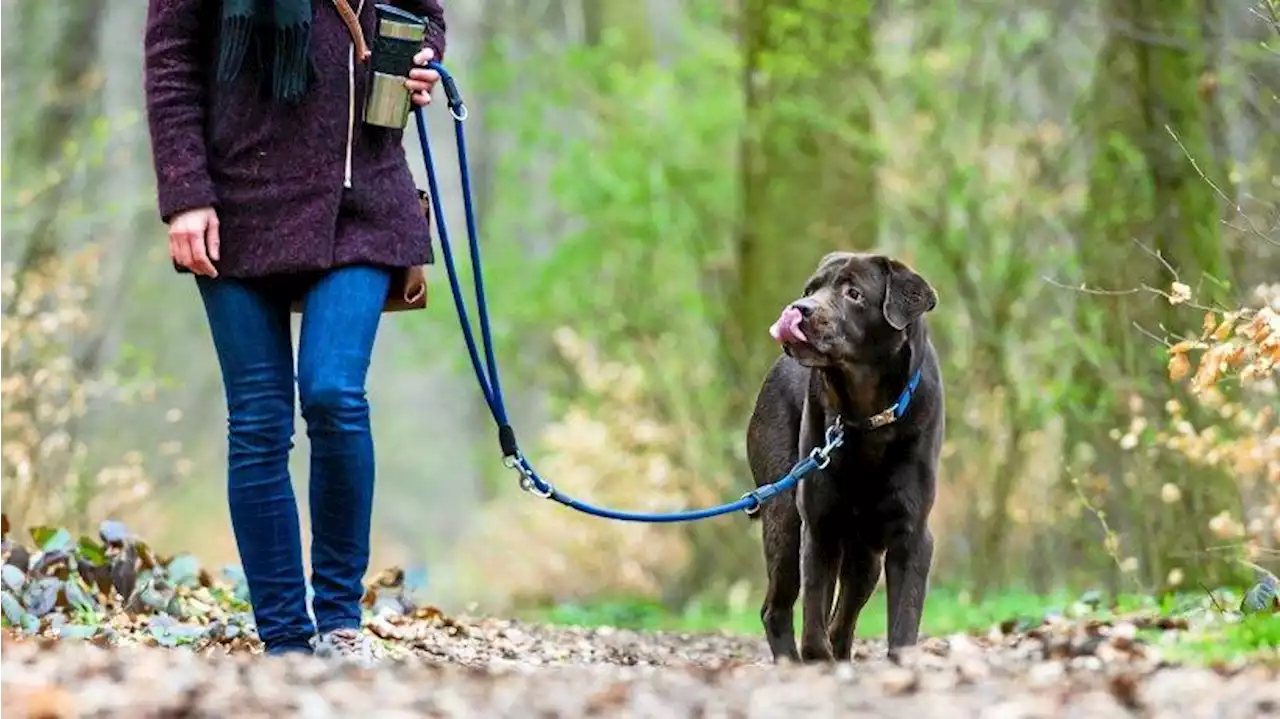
[
  {"left": 1, "top": 590, "right": 28, "bottom": 626},
  {"left": 98, "top": 520, "right": 129, "bottom": 546},
  {"left": 2, "top": 564, "right": 26, "bottom": 592}
]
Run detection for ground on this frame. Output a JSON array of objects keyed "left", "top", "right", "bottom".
[
  {"left": 4, "top": 613, "right": 1279, "bottom": 718},
  {"left": 2, "top": 522, "right": 1277, "bottom": 717}
]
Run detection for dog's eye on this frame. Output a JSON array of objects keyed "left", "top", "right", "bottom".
[{"left": 844, "top": 285, "right": 863, "bottom": 302}]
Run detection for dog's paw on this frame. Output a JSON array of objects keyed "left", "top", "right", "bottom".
[
  {"left": 799, "top": 640, "right": 836, "bottom": 664},
  {"left": 771, "top": 652, "right": 801, "bottom": 666}
]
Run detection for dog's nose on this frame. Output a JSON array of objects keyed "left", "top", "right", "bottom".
[{"left": 791, "top": 299, "right": 817, "bottom": 317}]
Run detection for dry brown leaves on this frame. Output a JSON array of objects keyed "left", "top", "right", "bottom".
[
  {"left": 3, "top": 612, "right": 1278, "bottom": 718},
  {"left": 1158, "top": 282, "right": 1280, "bottom": 558}
]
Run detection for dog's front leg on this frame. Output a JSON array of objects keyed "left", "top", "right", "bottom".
[{"left": 885, "top": 518, "right": 934, "bottom": 650}]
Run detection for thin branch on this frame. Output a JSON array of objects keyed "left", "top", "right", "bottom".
[
  {"left": 1131, "top": 321, "right": 1173, "bottom": 348},
  {"left": 1040, "top": 276, "right": 1143, "bottom": 296},
  {"left": 1248, "top": 0, "right": 1280, "bottom": 37},
  {"left": 1199, "top": 582, "right": 1229, "bottom": 614},
  {"left": 1130, "top": 238, "right": 1178, "bottom": 280},
  {"left": 1165, "top": 125, "right": 1280, "bottom": 248},
  {"left": 1040, "top": 276, "right": 1221, "bottom": 314}
]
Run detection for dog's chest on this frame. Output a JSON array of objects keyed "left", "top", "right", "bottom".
[
  {"left": 827, "top": 435, "right": 916, "bottom": 536},
  {"left": 835, "top": 430, "right": 895, "bottom": 474}
]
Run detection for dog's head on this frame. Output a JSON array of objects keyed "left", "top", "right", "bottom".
[{"left": 769, "top": 252, "right": 937, "bottom": 368}]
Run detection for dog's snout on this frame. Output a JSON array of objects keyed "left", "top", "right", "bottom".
[{"left": 791, "top": 299, "right": 817, "bottom": 317}]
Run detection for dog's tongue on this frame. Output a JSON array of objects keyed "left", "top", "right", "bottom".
[{"left": 769, "top": 306, "right": 807, "bottom": 344}]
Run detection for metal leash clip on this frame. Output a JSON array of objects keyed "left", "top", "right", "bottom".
[
  {"left": 808, "top": 419, "right": 845, "bottom": 469},
  {"left": 505, "top": 453, "right": 552, "bottom": 498}
]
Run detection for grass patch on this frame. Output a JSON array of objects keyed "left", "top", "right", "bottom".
[
  {"left": 1158, "top": 613, "right": 1280, "bottom": 665},
  {"left": 522, "top": 585, "right": 1279, "bottom": 666},
  {"left": 522, "top": 586, "right": 1073, "bottom": 638}
]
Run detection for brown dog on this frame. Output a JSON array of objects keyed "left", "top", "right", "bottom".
[{"left": 746, "top": 252, "right": 943, "bottom": 663}]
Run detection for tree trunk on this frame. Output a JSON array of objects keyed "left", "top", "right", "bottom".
[
  {"left": 724, "top": 0, "right": 880, "bottom": 415},
  {"left": 661, "top": 0, "right": 881, "bottom": 607},
  {"left": 3, "top": 1, "right": 108, "bottom": 291},
  {"left": 1069, "top": 0, "right": 1239, "bottom": 588}
]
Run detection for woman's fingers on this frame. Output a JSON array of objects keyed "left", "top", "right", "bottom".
[
  {"left": 168, "top": 208, "right": 219, "bottom": 277},
  {"left": 170, "top": 232, "right": 193, "bottom": 270},
  {"left": 206, "top": 215, "right": 221, "bottom": 262},
  {"left": 406, "top": 67, "right": 439, "bottom": 106},
  {"left": 408, "top": 48, "right": 438, "bottom": 106},
  {"left": 407, "top": 67, "right": 440, "bottom": 84},
  {"left": 188, "top": 232, "right": 218, "bottom": 277}
]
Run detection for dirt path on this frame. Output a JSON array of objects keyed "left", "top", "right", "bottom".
[{"left": 4, "top": 616, "right": 1277, "bottom": 718}]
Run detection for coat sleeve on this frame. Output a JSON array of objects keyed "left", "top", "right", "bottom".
[
  {"left": 394, "top": 0, "right": 447, "bottom": 59},
  {"left": 144, "top": 0, "right": 218, "bottom": 224}
]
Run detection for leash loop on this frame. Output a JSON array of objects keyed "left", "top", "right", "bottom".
[{"left": 426, "top": 60, "right": 467, "bottom": 121}]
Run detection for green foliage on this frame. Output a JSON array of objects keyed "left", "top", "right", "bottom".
[
  {"left": 527, "top": 587, "right": 1078, "bottom": 639},
  {"left": 530, "top": 584, "right": 1280, "bottom": 665},
  {"left": 424, "top": 7, "right": 750, "bottom": 566},
  {"left": 413, "top": 0, "right": 1280, "bottom": 609},
  {"left": 472, "top": 16, "right": 741, "bottom": 376}
]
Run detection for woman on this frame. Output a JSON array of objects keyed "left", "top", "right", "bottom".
[{"left": 144, "top": 0, "right": 447, "bottom": 663}]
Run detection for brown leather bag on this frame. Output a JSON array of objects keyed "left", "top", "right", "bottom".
[{"left": 382, "top": 189, "right": 432, "bottom": 313}]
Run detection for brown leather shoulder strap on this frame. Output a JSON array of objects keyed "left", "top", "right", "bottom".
[{"left": 330, "top": 0, "right": 371, "bottom": 61}]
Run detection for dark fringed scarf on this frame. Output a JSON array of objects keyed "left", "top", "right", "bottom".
[{"left": 216, "top": 0, "right": 314, "bottom": 103}]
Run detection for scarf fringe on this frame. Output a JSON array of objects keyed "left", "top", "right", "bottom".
[
  {"left": 217, "top": 1, "right": 314, "bottom": 104},
  {"left": 272, "top": 22, "right": 312, "bottom": 103},
  {"left": 216, "top": 15, "right": 254, "bottom": 84}
]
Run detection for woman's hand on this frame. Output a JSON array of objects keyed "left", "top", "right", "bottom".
[
  {"left": 169, "top": 206, "right": 220, "bottom": 277},
  {"left": 406, "top": 47, "right": 440, "bottom": 107}
]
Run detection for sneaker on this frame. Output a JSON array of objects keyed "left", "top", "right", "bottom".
[{"left": 312, "top": 628, "right": 381, "bottom": 667}]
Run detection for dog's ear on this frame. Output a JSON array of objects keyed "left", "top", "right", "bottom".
[{"left": 880, "top": 257, "right": 937, "bottom": 331}]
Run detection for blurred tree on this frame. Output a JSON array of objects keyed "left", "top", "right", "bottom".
[
  {"left": 2, "top": 0, "right": 108, "bottom": 280},
  {"left": 581, "top": 0, "right": 652, "bottom": 61},
  {"left": 723, "top": 0, "right": 880, "bottom": 409},
  {"left": 1069, "top": 0, "right": 1240, "bottom": 589},
  {"left": 654, "top": 0, "right": 882, "bottom": 609}
]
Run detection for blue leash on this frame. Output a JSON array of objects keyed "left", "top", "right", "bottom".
[{"left": 414, "top": 62, "right": 917, "bottom": 522}]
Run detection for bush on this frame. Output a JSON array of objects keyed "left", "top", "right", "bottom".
[
  {"left": 447, "top": 327, "right": 735, "bottom": 608},
  {"left": 1, "top": 248, "right": 189, "bottom": 532},
  {"left": 1152, "top": 282, "right": 1279, "bottom": 568}
]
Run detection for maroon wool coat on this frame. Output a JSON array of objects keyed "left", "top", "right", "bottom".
[{"left": 144, "top": 0, "right": 447, "bottom": 278}]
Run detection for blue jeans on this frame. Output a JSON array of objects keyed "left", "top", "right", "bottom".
[{"left": 196, "top": 265, "right": 393, "bottom": 655}]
